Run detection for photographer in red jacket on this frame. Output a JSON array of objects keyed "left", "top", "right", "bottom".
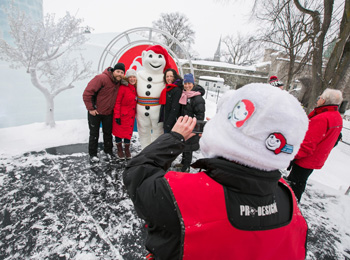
[
  {"left": 123, "top": 84, "right": 309, "bottom": 260},
  {"left": 287, "top": 88, "right": 343, "bottom": 202}
]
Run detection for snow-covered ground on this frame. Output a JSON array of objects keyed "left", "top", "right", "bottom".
[{"left": 1, "top": 91, "right": 350, "bottom": 259}]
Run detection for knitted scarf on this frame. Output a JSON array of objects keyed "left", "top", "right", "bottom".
[
  {"left": 179, "top": 90, "right": 201, "bottom": 105},
  {"left": 159, "top": 83, "right": 178, "bottom": 105}
]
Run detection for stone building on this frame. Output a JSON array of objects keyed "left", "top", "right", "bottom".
[
  {"left": 180, "top": 48, "right": 349, "bottom": 111},
  {"left": 181, "top": 59, "right": 268, "bottom": 89},
  {"left": 260, "top": 49, "right": 349, "bottom": 111}
]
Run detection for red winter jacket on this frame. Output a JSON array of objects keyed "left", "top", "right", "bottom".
[
  {"left": 82, "top": 68, "right": 123, "bottom": 115},
  {"left": 295, "top": 105, "right": 342, "bottom": 169},
  {"left": 165, "top": 171, "right": 307, "bottom": 260},
  {"left": 112, "top": 83, "right": 137, "bottom": 139}
]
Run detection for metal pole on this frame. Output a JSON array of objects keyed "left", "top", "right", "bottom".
[
  {"left": 345, "top": 186, "right": 350, "bottom": 195},
  {"left": 216, "top": 88, "right": 220, "bottom": 104}
]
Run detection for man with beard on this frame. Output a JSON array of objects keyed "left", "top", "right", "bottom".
[{"left": 83, "top": 63, "right": 127, "bottom": 162}]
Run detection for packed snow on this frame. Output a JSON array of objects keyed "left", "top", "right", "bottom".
[{"left": 0, "top": 91, "right": 350, "bottom": 259}]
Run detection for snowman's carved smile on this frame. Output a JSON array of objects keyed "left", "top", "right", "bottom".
[{"left": 150, "top": 63, "right": 162, "bottom": 69}]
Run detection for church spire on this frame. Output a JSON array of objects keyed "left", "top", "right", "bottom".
[{"left": 214, "top": 36, "right": 221, "bottom": 61}]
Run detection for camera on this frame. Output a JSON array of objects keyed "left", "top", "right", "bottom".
[{"left": 192, "top": 120, "right": 207, "bottom": 133}]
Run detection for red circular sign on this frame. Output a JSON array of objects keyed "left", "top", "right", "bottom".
[{"left": 118, "top": 45, "right": 178, "bottom": 73}]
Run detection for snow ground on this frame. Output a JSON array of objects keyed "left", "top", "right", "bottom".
[{"left": 0, "top": 93, "right": 350, "bottom": 259}]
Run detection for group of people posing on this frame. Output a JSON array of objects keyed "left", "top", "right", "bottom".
[
  {"left": 83, "top": 55, "right": 344, "bottom": 259},
  {"left": 82, "top": 62, "right": 205, "bottom": 172}
]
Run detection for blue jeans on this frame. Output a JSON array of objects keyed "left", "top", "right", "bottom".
[{"left": 115, "top": 137, "right": 130, "bottom": 144}]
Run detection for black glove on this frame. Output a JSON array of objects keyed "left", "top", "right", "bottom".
[
  {"left": 115, "top": 118, "right": 121, "bottom": 125},
  {"left": 287, "top": 159, "right": 295, "bottom": 171}
]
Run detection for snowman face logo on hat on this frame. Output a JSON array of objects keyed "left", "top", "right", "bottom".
[
  {"left": 266, "top": 133, "right": 286, "bottom": 154},
  {"left": 228, "top": 99, "right": 255, "bottom": 128},
  {"left": 266, "top": 132, "right": 293, "bottom": 155}
]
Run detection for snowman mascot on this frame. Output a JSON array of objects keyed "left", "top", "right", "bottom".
[{"left": 136, "top": 45, "right": 171, "bottom": 149}]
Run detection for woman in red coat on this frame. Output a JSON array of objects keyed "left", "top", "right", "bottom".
[{"left": 113, "top": 69, "right": 137, "bottom": 159}]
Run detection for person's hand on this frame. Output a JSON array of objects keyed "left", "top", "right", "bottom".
[
  {"left": 89, "top": 110, "right": 99, "bottom": 116},
  {"left": 171, "top": 116, "right": 196, "bottom": 141},
  {"left": 115, "top": 118, "right": 121, "bottom": 125}
]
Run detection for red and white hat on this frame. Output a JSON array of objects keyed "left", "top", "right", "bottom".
[
  {"left": 269, "top": 75, "right": 278, "bottom": 83},
  {"left": 269, "top": 75, "right": 284, "bottom": 87},
  {"left": 145, "top": 45, "right": 171, "bottom": 72},
  {"left": 200, "top": 83, "right": 309, "bottom": 171}
]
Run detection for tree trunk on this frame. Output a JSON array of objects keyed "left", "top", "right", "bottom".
[
  {"left": 29, "top": 69, "right": 56, "bottom": 127},
  {"left": 307, "top": 41, "right": 324, "bottom": 113},
  {"left": 324, "top": 0, "right": 350, "bottom": 89},
  {"left": 293, "top": 0, "right": 334, "bottom": 113},
  {"left": 332, "top": 39, "right": 350, "bottom": 90},
  {"left": 287, "top": 52, "right": 296, "bottom": 90},
  {"left": 45, "top": 94, "right": 56, "bottom": 127}
]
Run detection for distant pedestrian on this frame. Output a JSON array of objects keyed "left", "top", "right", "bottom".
[
  {"left": 269, "top": 75, "right": 284, "bottom": 89},
  {"left": 83, "top": 63, "right": 127, "bottom": 162},
  {"left": 159, "top": 68, "right": 183, "bottom": 133},
  {"left": 113, "top": 69, "right": 138, "bottom": 160},
  {"left": 287, "top": 88, "right": 343, "bottom": 202}
]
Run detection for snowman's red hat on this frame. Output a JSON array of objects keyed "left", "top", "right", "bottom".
[{"left": 145, "top": 45, "right": 171, "bottom": 72}]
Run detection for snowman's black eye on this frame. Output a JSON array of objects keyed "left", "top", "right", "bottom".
[
  {"left": 158, "top": 55, "right": 162, "bottom": 58},
  {"left": 149, "top": 54, "right": 153, "bottom": 58}
]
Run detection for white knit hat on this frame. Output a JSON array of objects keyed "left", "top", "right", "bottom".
[
  {"left": 200, "top": 83, "right": 309, "bottom": 171},
  {"left": 125, "top": 69, "right": 137, "bottom": 78}
]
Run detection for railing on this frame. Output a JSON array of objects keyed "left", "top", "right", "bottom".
[
  {"left": 341, "top": 126, "right": 350, "bottom": 145},
  {"left": 340, "top": 126, "right": 350, "bottom": 195}
]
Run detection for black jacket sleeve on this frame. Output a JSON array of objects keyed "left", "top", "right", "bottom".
[
  {"left": 164, "top": 87, "right": 182, "bottom": 132},
  {"left": 123, "top": 132, "right": 185, "bottom": 229},
  {"left": 193, "top": 95, "right": 206, "bottom": 121}
]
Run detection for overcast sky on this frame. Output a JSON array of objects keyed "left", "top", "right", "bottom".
[{"left": 43, "top": 0, "right": 259, "bottom": 59}]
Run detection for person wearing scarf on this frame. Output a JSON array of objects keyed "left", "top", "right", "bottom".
[
  {"left": 176, "top": 73, "right": 206, "bottom": 172},
  {"left": 159, "top": 69, "right": 183, "bottom": 133}
]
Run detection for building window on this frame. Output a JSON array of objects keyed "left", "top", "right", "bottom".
[{"left": 205, "top": 82, "right": 209, "bottom": 87}]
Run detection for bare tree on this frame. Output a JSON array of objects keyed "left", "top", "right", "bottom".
[
  {"left": 293, "top": 0, "right": 350, "bottom": 112},
  {"left": 152, "top": 12, "right": 195, "bottom": 58},
  {"left": 0, "top": 6, "right": 94, "bottom": 127},
  {"left": 256, "top": 0, "right": 312, "bottom": 89},
  {"left": 222, "top": 33, "right": 262, "bottom": 66}
]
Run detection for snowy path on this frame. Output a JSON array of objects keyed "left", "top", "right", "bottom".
[{"left": 1, "top": 141, "right": 350, "bottom": 259}]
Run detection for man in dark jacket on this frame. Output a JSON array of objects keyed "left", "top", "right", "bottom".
[
  {"left": 83, "top": 63, "right": 126, "bottom": 162},
  {"left": 287, "top": 88, "right": 343, "bottom": 202},
  {"left": 123, "top": 83, "right": 309, "bottom": 260}
]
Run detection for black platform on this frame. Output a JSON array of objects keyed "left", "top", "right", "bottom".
[
  {"left": 0, "top": 143, "right": 146, "bottom": 259},
  {"left": 0, "top": 143, "right": 349, "bottom": 259}
]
